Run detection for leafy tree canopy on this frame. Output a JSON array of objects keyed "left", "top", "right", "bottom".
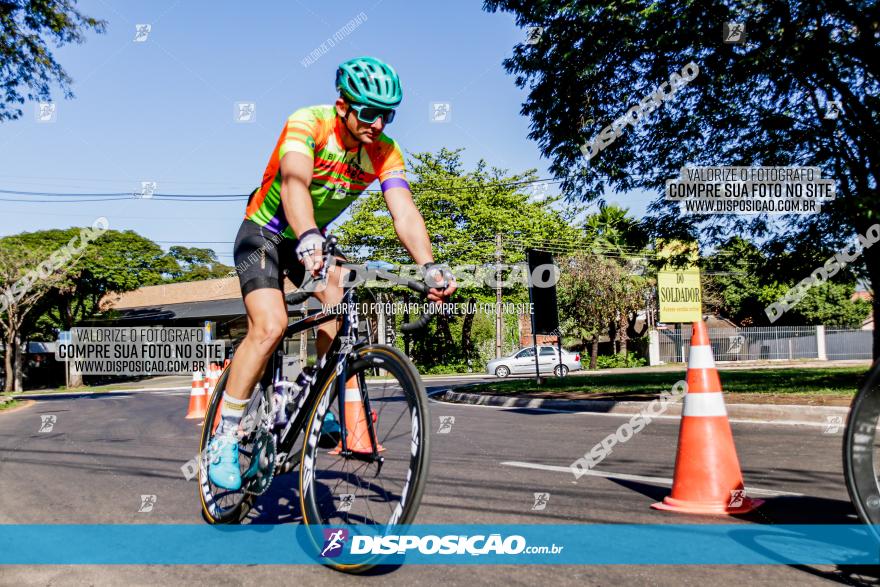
[{"left": 0, "top": 0, "right": 106, "bottom": 122}]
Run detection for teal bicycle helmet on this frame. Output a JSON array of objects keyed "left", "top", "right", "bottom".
[{"left": 336, "top": 56, "right": 402, "bottom": 108}]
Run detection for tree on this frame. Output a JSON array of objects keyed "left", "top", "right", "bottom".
[
  {"left": 43, "top": 229, "right": 175, "bottom": 387},
  {"left": 558, "top": 253, "right": 623, "bottom": 369},
  {"left": 582, "top": 205, "right": 651, "bottom": 353},
  {"left": 0, "top": 231, "right": 81, "bottom": 391},
  {"left": 0, "top": 0, "right": 106, "bottom": 122},
  {"left": 583, "top": 204, "right": 648, "bottom": 259},
  {"left": 0, "top": 228, "right": 178, "bottom": 390},
  {"left": 166, "top": 246, "right": 233, "bottom": 282},
  {"left": 705, "top": 235, "right": 870, "bottom": 327},
  {"left": 484, "top": 0, "right": 880, "bottom": 356}
]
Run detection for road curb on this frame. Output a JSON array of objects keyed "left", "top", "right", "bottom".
[{"left": 434, "top": 389, "right": 849, "bottom": 425}]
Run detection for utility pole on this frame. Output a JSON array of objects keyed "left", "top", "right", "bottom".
[{"left": 495, "top": 232, "right": 503, "bottom": 358}]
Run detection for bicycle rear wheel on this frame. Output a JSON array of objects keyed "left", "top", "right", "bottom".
[
  {"left": 299, "top": 344, "right": 430, "bottom": 572},
  {"left": 843, "top": 359, "right": 880, "bottom": 530},
  {"left": 198, "top": 365, "right": 270, "bottom": 524}
]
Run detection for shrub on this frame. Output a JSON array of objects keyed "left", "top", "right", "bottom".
[{"left": 594, "top": 352, "right": 646, "bottom": 369}]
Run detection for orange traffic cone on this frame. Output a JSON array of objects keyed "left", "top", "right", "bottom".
[
  {"left": 204, "top": 363, "right": 219, "bottom": 401},
  {"left": 185, "top": 370, "right": 207, "bottom": 419},
  {"left": 652, "top": 321, "right": 763, "bottom": 515},
  {"left": 331, "top": 376, "right": 384, "bottom": 454}
]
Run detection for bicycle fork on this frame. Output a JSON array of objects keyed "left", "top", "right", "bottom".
[{"left": 334, "top": 359, "right": 384, "bottom": 474}]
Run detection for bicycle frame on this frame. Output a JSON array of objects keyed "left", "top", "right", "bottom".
[{"left": 260, "top": 285, "right": 381, "bottom": 464}]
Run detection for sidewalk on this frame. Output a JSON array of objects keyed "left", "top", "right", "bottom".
[
  {"left": 585, "top": 358, "right": 871, "bottom": 375},
  {"left": 434, "top": 387, "right": 849, "bottom": 425}
]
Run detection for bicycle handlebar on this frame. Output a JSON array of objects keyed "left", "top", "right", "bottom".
[{"left": 283, "top": 234, "right": 442, "bottom": 332}]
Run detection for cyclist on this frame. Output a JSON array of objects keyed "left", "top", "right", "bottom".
[{"left": 208, "top": 56, "right": 457, "bottom": 490}]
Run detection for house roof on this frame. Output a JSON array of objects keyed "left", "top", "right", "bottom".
[
  {"left": 97, "top": 277, "right": 313, "bottom": 323},
  {"left": 101, "top": 277, "right": 239, "bottom": 310}
]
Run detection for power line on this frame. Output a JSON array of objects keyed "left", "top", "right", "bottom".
[
  {"left": 0, "top": 175, "right": 567, "bottom": 201},
  {"left": 0, "top": 196, "right": 135, "bottom": 203}
]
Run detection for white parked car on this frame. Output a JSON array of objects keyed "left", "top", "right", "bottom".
[{"left": 486, "top": 346, "right": 582, "bottom": 378}]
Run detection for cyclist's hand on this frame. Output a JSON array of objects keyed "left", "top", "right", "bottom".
[
  {"left": 295, "top": 229, "right": 326, "bottom": 277},
  {"left": 422, "top": 263, "right": 457, "bottom": 304}
]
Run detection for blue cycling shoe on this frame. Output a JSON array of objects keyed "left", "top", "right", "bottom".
[
  {"left": 318, "top": 412, "right": 342, "bottom": 449},
  {"left": 208, "top": 434, "right": 242, "bottom": 490}
]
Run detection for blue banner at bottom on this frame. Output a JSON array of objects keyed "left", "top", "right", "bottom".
[{"left": 1, "top": 524, "right": 879, "bottom": 565}]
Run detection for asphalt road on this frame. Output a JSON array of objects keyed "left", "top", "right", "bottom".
[{"left": 0, "top": 375, "right": 877, "bottom": 586}]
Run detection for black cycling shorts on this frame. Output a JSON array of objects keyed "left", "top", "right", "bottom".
[{"left": 233, "top": 219, "right": 306, "bottom": 297}]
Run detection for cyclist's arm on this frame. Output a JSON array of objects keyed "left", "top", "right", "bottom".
[
  {"left": 279, "top": 152, "right": 318, "bottom": 238},
  {"left": 383, "top": 186, "right": 432, "bottom": 266},
  {"left": 384, "top": 186, "right": 456, "bottom": 302}
]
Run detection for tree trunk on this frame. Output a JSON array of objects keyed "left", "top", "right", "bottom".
[
  {"left": 60, "top": 298, "right": 84, "bottom": 388},
  {"left": 589, "top": 335, "right": 599, "bottom": 370},
  {"left": 13, "top": 331, "right": 23, "bottom": 392},
  {"left": 460, "top": 297, "right": 476, "bottom": 359},
  {"left": 402, "top": 292, "right": 411, "bottom": 357},
  {"left": 867, "top": 247, "right": 880, "bottom": 360},
  {"left": 618, "top": 313, "right": 629, "bottom": 357},
  {"left": 68, "top": 361, "right": 83, "bottom": 387},
  {"left": 608, "top": 319, "right": 618, "bottom": 354},
  {"left": 437, "top": 312, "right": 453, "bottom": 362},
  {"left": 2, "top": 331, "right": 13, "bottom": 393}
]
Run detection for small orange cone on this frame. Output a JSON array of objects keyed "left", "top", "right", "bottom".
[
  {"left": 195, "top": 364, "right": 218, "bottom": 426},
  {"left": 185, "top": 370, "right": 207, "bottom": 419},
  {"left": 652, "top": 321, "right": 763, "bottom": 515},
  {"left": 206, "top": 363, "right": 220, "bottom": 397},
  {"left": 331, "top": 376, "right": 384, "bottom": 455}
]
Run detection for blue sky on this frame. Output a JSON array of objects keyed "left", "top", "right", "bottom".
[{"left": 1, "top": 0, "right": 652, "bottom": 264}]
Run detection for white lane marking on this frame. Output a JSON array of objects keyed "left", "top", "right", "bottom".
[
  {"left": 500, "top": 461, "right": 804, "bottom": 497},
  {"left": 683, "top": 392, "right": 728, "bottom": 417},
  {"left": 429, "top": 395, "right": 837, "bottom": 428}
]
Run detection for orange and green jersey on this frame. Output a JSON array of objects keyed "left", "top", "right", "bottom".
[{"left": 245, "top": 104, "right": 408, "bottom": 239}]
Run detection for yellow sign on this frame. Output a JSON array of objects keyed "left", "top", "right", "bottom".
[{"left": 658, "top": 267, "right": 702, "bottom": 323}]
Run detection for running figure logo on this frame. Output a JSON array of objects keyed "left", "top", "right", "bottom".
[
  {"left": 134, "top": 24, "right": 151, "bottom": 42},
  {"left": 525, "top": 26, "right": 543, "bottom": 45},
  {"left": 437, "top": 416, "right": 455, "bottom": 434},
  {"left": 531, "top": 492, "right": 550, "bottom": 511},
  {"left": 36, "top": 103, "right": 56, "bottom": 123},
  {"left": 321, "top": 528, "right": 349, "bottom": 558},
  {"left": 430, "top": 102, "right": 451, "bottom": 123},
  {"left": 723, "top": 22, "right": 746, "bottom": 43},
  {"left": 337, "top": 494, "right": 355, "bottom": 512},
  {"left": 728, "top": 489, "right": 746, "bottom": 508},
  {"left": 235, "top": 102, "right": 256, "bottom": 123},
  {"left": 825, "top": 100, "right": 843, "bottom": 120},
  {"left": 138, "top": 495, "right": 157, "bottom": 513},
  {"left": 39, "top": 415, "right": 57, "bottom": 433},
  {"left": 824, "top": 415, "right": 843, "bottom": 434}
]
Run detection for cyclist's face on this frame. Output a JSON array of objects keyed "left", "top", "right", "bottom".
[{"left": 336, "top": 98, "right": 385, "bottom": 144}]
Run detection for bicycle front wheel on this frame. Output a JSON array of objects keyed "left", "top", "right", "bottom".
[
  {"left": 843, "top": 358, "right": 880, "bottom": 528},
  {"left": 299, "top": 344, "right": 430, "bottom": 571}
]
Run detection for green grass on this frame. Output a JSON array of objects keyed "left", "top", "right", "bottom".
[
  {"left": 0, "top": 398, "right": 21, "bottom": 412},
  {"left": 469, "top": 367, "right": 869, "bottom": 400}
]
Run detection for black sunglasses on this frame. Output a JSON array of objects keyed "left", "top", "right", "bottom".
[{"left": 347, "top": 103, "right": 396, "bottom": 124}]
